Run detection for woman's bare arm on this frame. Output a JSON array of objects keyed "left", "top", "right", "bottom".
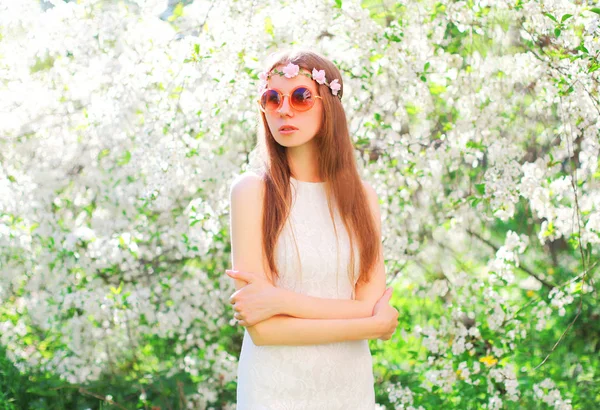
[
  {"left": 247, "top": 314, "right": 381, "bottom": 346},
  {"left": 272, "top": 288, "right": 374, "bottom": 319}
]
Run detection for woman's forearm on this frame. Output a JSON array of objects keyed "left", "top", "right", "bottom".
[
  {"left": 273, "top": 288, "right": 373, "bottom": 320},
  {"left": 247, "top": 314, "right": 381, "bottom": 346}
]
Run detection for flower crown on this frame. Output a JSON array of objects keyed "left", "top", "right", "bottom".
[{"left": 258, "top": 62, "right": 342, "bottom": 100}]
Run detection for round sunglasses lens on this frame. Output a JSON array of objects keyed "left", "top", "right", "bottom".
[
  {"left": 291, "top": 87, "right": 315, "bottom": 111},
  {"left": 261, "top": 90, "right": 281, "bottom": 111}
]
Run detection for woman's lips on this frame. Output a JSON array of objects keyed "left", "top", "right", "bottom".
[{"left": 279, "top": 125, "right": 299, "bottom": 134}]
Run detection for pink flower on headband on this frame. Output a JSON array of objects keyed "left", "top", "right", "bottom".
[
  {"left": 282, "top": 62, "right": 300, "bottom": 78},
  {"left": 329, "top": 79, "right": 341, "bottom": 95},
  {"left": 257, "top": 71, "right": 268, "bottom": 92},
  {"left": 312, "top": 68, "right": 327, "bottom": 84}
]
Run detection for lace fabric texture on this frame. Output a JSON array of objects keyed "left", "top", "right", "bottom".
[{"left": 236, "top": 177, "right": 376, "bottom": 410}]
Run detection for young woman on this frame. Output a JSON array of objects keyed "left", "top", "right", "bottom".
[{"left": 227, "top": 48, "right": 399, "bottom": 409}]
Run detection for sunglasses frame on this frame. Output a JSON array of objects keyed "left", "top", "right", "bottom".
[{"left": 256, "top": 85, "right": 323, "bottom": 113}]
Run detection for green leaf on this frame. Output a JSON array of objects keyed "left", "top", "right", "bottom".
[
  {"left": 590, "top": 8, "right": 600, "bottom": 15},
  {"left": 369, "top": 53, "right": 383, "bottom": 63},
  {"left": 264, "top": 16, "right": 274, "bottom": 36},
  {"left": 466, "top": 140, "right": 485, "bottom": 150},
  {"left": 117, "top": 150, "right": 131, "bottom": 166},
  {"left": 475, "top": 183, "right": 486, "bottom": 195},
  {"left": 26, "top": 386, "right": 59, "bottom": 397},
  {"left": 554, "top": 28, "right": 561, "bottom": 38},
  {"left": 576, "top": 42, "right": 589, "bottom": 54},
  {"left": 110, "top": 281, "right": 124, "bottom": 295},
  {"left": 98, "top": 148, "right": 110, "bottom": 160},
  {"left": 469, "top": 196, "right": 482, "bottom": 207},
  {"left": 429, "top": 83, "right": 446, "bottom": 95},
  {"left": 543, "top": 12, "right": 558, "bottom": 22},
  {"left": 561, "top": 14, "right": 573, "bottom": 22},
  {"left": 173, "top": 2, "right": 184, "bottom": 18},
  {"left": 334, "top": 0, "right": 342, "bottom": 9}
]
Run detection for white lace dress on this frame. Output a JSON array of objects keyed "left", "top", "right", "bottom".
[{"left": 235, "top": 176, "right": 376, "bottom": 410}]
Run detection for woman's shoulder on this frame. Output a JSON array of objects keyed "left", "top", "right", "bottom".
[
  {"left": 230, "top": 171, "right": 266, "bottom": 202},
  {"left": 232, "top": 170, "right": 264, "bottom": 184}
]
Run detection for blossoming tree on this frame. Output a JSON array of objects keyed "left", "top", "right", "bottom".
[{"left": 0, "top": 0, "right": 598, "bottom": 408}]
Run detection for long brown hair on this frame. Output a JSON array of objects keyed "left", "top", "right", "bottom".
[{"left": 252, "top": 48, "right": 380, "bottom": 299}]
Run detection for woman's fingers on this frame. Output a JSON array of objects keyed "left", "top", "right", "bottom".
[{"left": 226, "top": 269, "right": 254, "bottom": 283}]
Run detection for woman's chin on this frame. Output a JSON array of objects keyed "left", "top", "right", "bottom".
[{"left": 274, "top": 135, "right": 318, "bottom": 148}]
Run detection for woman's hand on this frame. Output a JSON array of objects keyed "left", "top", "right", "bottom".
[
  {"left": 226, "top": 269, "right": 280, "bottom": 327},
  {"left": 372, "top": 287, "right": 399, "bottom": 341}
]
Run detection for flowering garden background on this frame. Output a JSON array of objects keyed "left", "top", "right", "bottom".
[{"left": 1, "top": 0, "right": 599, "bottom": 409}]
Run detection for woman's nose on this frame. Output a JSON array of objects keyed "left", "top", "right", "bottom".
[{"left": 277, "top": 96, "right": 293, "bottom": 116}]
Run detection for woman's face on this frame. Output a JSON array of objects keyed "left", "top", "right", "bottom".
[{"left": 262, "top": 65, "right": 323, "bottom": 148}]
